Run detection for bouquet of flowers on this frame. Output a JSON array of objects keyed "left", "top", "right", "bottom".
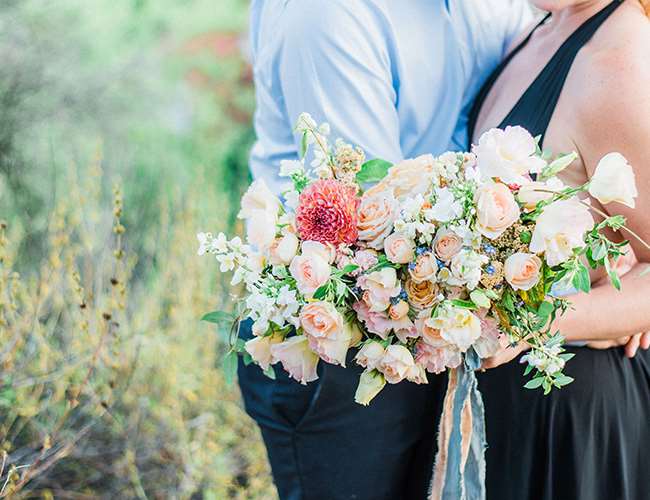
[{"left": 198, "top": 113, "right": 641, "bottom": 405}]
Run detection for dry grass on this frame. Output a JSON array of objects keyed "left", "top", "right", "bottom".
[{"left": 0, "top": 160, "right": 277, "bottom": 498}]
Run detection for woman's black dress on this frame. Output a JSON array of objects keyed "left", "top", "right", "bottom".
[{"left": 467, "top": 2, "right": 650, "bottom": 499}]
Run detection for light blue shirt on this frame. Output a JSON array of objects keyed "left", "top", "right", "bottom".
[{"left": 249, "top": 0, "right": 532, "bottom": 194}]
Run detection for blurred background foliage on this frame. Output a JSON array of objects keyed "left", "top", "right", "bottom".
[{"left": 0, "top": 0, "right": 277, "bottom": 497}]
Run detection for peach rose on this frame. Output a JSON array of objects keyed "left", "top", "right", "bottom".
[
  {"left": 433, "top": 229, "right": 463, "bottom": 262},
  {"left": 517, "top": 177, "right": 564, "bottom": 211},
  {"left": 378, "top": 344, "right": 416, "bottom": 384},
  {"left": 415, "top": 310, "right": 447, "bottom": 348},
  {"left": 365, "top": 155, "right": 437, "bottom": 200},
  {"left": 384, "top": 233, "right": 416, "bottom": 264},
  {"left": 357, "top": 267, "right": 401, "bottom": 312},
  {"left": 244, "top": 333, "right": 282, "bottom": 370},
  {"left": 353, "top": 301, "right": 414, "bottom": 341},
  {"left": 355, "top": 341, "right": 386, "bottom": 370},
  {"left": 409, "top": 253, "right": 439, "bottom": 283},
  {"left": 404, "top": 278, "right": 439, "bottom": 312},
  {"left": 475, "top": 182, "right": 520, "bottom": 239},
  {"left": 269, "top": 232, "right": 299, "bottom": 266},
  {"left": 388, "top": 300, "right": 409, "bottom": 320},
  {"left": 289, "top": 241, "right": 332, "bottom": 297},
  {"left": 504, "top": 252, "right": 543, "bottom": 291},
  {"left": 270, "top": 336, "right": 320, "bottom": 385},
  {"left": 300, "top": 301, "right": 351, "bottom": 366},
  {"left": 357, "top": 191, "right": 399, "bottom": 249}
]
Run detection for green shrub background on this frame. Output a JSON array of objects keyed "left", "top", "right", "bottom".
[{"left": 0, "top": 0, "right": 277, "bottom": 497}]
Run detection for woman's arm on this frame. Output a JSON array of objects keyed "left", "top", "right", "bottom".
[{"left": 563, "top": 40, "right": 650, "bottom": 342}]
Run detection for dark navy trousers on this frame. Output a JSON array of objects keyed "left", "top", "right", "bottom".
[{"left": 237, "top": 319, "right": 447, "bottom": 500}]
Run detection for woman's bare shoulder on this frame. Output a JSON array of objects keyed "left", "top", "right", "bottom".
[{"left": 574, "top": 9, "right": 650, "bottom": 154}]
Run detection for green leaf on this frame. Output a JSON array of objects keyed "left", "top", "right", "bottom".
[
  {"left": 356, "top": 159, "right": 393, "bottom": 184},
  {"left": 300, "top": 131, "right": 308, "bottom": 158},
  {"left": 337, "top": 264, "right": 359, "bottom": 276},
  {"left": 540, "top": 151, "right": 578, "bottom": 179},
  {"left": 313, "top": 284, "right": 329, "bottom": 300},
  {"left": 470, "top": 289, "right": 491, "bottom": 309},
  {"left": 519, "top": 231, "right": 532, "bottom": 244},
  {"left": 234, "top": 338, "right": 247, "bottom": 353},
  {"left": 523, "top": 364, "right": 533, "bottom": 376},
  {"left": 502, "top": 292, "right": 515, "bottom": 313},
  {"left": 536, "top": 301, "right": 554, "bottom": 319},
  {"left": 554, "top": 375, "right": 574, "bottom": 387},
  {"left": 571, "top": 263, "right": 591, "bottom": 293},
  {"left": 451, "top": 299, "right": 477, "bottom": 310},
  {"left": 604, "top": 258, "right": 622, "bottom": 291},
  {"left": 591, "top": 241, "right": 607, "bottom": 261},
  {"left": 201, "top": 311, "right": 234, "bottom": 325},
  {"left": 524, "top": 377, "right": 544, "bottom": 390},
  {"left": 222, "top": 350, "right": 239, "bottom": 386},
  {"left": 263, "top": 365, "right": 276, "bottom": 380},
  {"left": 559, "top": 352, "right": 576, "bottom": 362}
]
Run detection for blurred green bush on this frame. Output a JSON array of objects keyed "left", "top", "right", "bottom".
[{"left": 0, "top": 0, "right": 276, "bottom": 497}]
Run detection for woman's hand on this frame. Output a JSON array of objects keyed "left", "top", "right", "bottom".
[
  {"left": 480, "top": 336, "right": 529, "bottom": 370},
  {"left": 588, "top": 332, "right": 650, "bottom": 358}
]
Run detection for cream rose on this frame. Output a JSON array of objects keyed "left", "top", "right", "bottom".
[
  {"left": 415, "top": 310, "right": 447, "bottom": 348},
  {"left": 475, "top": 182, "right": 520, "bottom": 239},
  {"left": 365, "top": 154, "right": 437, "bottom": 200},
  {"left": 270, "top": 336, "right": 320, "bottom": 385},
  {"left": 238, "top": 179, "right": 281, "bottom": 219},
  {"left": 245, "top": 333, "right": 282, "bottom": 370},
  {"left": 384, "top": 232, "right": 416, "bottom": 264},
  {"left": 378, "top": 344, "right": 416, "bottom": 384},
  {"left": 300, "top": 302, "right": 350, "bottom": 366},
  {"left": 268, "top": 232, "right": 299, "bottom": 265},
  {"left": 433, "top": 229, "right": 463, "bottom": 262},
  {"left": 589, "top": 152, "right": 638, "bottom": 208},
  {"left": 474, "top": 126, "right": 546, "bottom": 184},
  {"left": 357, "top": 191, "right": 399, "bottom": 249},
  {"left": 404, "top": 278, "right": 439, "bottom": 312},
  {"left": 289, "top": 241, "right": 332, "bottom": 297},
  {"left": 530, "top": 199, "right": 594, "bottom": 267},
  {"left": 504, "top": 252, "right": 543, "bottom": 291},
  {"left": 409, "top": 252, "right": 439, "bottom": 283},
  {"left": 354, "top": 370, "right": 387, "bottom": 406},
  {"left": 430, "top": 305, "right": 482, "bottom": 352},
  {"left": 357, "top": 267, "right": 401, "bottom": 312},
  {"left": 517, "top": 177, "right": 565, "bottom": 211},
  {"left": 354, "top": 249, "right": 379, "bottom": 271},
  {"left": 246, "top": 209, "right": 277, "bottom": 250},
  {"left": 355, "top": 341, "right": 386, "bottom": 370}
]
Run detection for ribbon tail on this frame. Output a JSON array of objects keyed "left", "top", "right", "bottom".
[{"left": 429, "top": 357, "right": 487, "bottom": 500}]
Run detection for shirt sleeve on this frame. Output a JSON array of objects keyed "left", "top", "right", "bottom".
[{"left": 277, "top": 0, "right": 402, "bottom": 164}]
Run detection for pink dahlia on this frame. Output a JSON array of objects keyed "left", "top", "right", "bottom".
[{"left": 296, "top": 179, "right": 359, "bottom": 245}]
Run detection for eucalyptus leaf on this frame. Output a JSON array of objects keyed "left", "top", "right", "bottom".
[
  {"left": 524, "top": 377, "right": 544, "bottom": 390},
  {"left": 201, "top": 311, "right": 234, "bottom": 325},
  {"left": 554, "top": 375, "right": 574, "bottom": 387},
  {"left": 263, "top": 365, "right": 276, "bottom": 380},
  {"left": 571, "top": 264, "right": 591, "bottom": 293},
  {"left": 222, "top": 350, "right": 239, "bottom": 386}
]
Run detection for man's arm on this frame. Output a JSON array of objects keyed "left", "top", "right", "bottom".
[{"left": 278, "top": 0, "right": 402, "bottom": 164}]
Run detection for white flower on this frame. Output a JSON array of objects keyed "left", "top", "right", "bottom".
[
  {"left": 238, "top": 179, "right": 281, "bottom": 220},
  {"left": 517, "top": 177, "right": 565, "bottom": 211},
  {"left": 295, "top": 112, "right": 318, "bottom": 134},
  {"left": 530, "top": 199, "right": 594, "bottom": 267},
  {"left": 283, "top": 189, "right": 300, "bottom": 210},
  {"left": 424, "top": 187, "right": 463, "bottom": 223},
  {"left": 474, "top": 126, "right": 546, "bottom": 184},
  {"left": 430, "top": 305, "right": 482, "bottom": 352},
  {"left": 589, "top": 152, "right": 638, "bottom": 208},
  {"left": 354, "top": 370, "right": 386, "bottom": 406},
  {"left": 280, "top": 159, "right": 304, "bottom": 177},
  {"left": 216, "top": 253, "right": 236, "bottom": 273},
  {"left": 400, "top": 194, "right": 425, "bottom": 221},
  {"left": 447, "top": 249, "right": 488, "bottom": 290}
]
